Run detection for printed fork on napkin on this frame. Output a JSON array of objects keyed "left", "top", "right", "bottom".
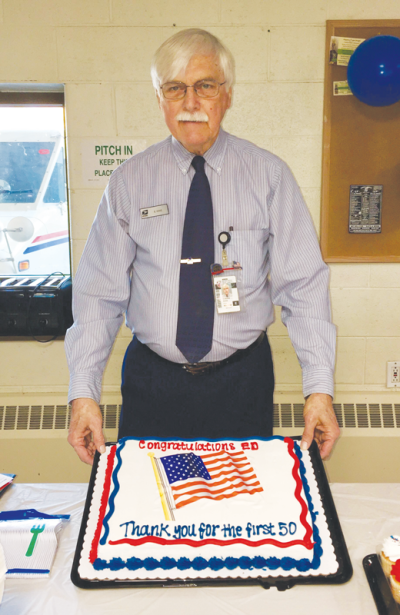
[{"left": 0, "top": 509, "right": 70, "bottom": 578}]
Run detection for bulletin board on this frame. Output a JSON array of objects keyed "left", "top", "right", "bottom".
[{"left": 321, "top": 20, "right": 400, "bottom": 262}]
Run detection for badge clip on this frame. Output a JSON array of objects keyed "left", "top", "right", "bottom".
[{"left": 218, "top": 231, "right": 231, "bottom": 268}]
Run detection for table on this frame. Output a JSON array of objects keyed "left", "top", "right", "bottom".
[{"left": 1, "top": 482, "right": 399, "bottom": 615}]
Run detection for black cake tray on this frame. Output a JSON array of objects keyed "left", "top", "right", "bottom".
[
  {"left": 363, "top": 554, "right": 400, "bottom": 615},
  {"left": 71, "top": 436, "right": 353, "bottom": 590}
]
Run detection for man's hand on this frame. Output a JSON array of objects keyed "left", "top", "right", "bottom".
[
  {"left": 68, "top": 398, "right": 106, "bottom": 465},
  {"left": 300, "top": 393, "right": 340, "bottom": 460}
]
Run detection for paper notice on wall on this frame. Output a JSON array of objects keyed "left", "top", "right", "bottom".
[
  {"left": 81, "top": 139, "right": 148, "bottom": 187},
  {"left": 333, "top": 81, "right": 353, "bottom": 96},
  {"left": 349, "top": 185, "right": 383, "bottom": 234},
  {"left": 329, "top": 37, "right": 365, "bottom": 66}
]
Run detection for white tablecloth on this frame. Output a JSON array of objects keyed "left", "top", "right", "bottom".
[{"left": 0, "top": 482, "right": 399, "bottom": 615}]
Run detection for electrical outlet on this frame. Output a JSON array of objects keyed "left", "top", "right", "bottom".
[{"left": 387, "top": 361, "right": 400, "bottom": 387}]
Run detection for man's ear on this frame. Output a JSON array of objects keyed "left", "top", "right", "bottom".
[{"left": 156, "top": 91, "right": 162, "bottom": 110}]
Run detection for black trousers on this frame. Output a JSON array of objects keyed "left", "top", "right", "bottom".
[{"left": 119, "top": 334, "right": 275, "bottom": 440}]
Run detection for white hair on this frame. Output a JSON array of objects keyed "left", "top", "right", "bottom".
[{"left": 151, "top": 28, "right": 235, "bottom": 94}]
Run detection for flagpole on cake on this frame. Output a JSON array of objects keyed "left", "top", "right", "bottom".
[{"left": 148, "top": 453, "right": 175, "bottom": 521}]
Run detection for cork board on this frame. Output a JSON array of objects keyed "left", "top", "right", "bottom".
[{"left": 321, "top": 20, "right": 400, "bottom": 262}]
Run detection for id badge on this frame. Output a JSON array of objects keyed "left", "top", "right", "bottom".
[{"left": 211, "top": 263, "right": 245, "bottom": 314}]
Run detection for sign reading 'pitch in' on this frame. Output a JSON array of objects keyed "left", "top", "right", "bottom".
[{"left": 81, "top": 139, "right": 147, "bottom": 187}]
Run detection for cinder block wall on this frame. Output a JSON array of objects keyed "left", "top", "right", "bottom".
[{"left": 1, "top": 0, "right": 400, "bottom": 409}]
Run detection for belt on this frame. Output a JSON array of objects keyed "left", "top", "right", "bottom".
[{"left": 182, "top": 331, "right": 266, "bottom": 375}]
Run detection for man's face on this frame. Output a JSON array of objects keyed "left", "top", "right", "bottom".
[
  {"left": 158, "top": 54, "right": 232, "bottom": 155},
  {"left": 223, "top": 286, "right": 230, "bottom": 297}
]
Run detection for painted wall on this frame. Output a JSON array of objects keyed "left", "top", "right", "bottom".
[{"left": 1, "top": 0, "right": 400, "bottom": 407}]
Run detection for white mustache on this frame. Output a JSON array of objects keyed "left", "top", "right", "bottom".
[{"left": 175, "top": 111, "right": 209, "bottom": 122}]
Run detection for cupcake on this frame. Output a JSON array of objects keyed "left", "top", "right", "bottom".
[
  {"left": 390, "top": 559, "right": 400, "bottom": 604},
  {"left": 381, "top": 535, "right": 400, "bottom": 576}
]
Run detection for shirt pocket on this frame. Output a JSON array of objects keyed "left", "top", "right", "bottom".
[{"left": 228, "top": 229, "right": 269, "bottom": 292}]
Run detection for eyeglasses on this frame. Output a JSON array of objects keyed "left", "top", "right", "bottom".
[{"left": 160, "top": 79, "right": 226, "bottom": 100}]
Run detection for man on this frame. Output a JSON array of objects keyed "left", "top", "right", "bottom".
[
  {"left": 222, "top": 284, "right": 230, "bottom": 298},
  {"left": 66, "top": 28, "right": 339, "bottom": 466}
]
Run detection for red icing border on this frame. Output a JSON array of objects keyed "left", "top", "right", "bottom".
[
  {"left": 109, "top": 536, "right": 313, "bottom": 549},
  {"left": 89, "top": 445, "right": 117, "bottom": 564},
  {"left": 284, "top": 437, "right": 314, "bottom": 549}
]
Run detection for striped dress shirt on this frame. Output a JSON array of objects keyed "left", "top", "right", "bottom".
[{"left": 65, "top": 129, "right": 336, "bottom": 403}]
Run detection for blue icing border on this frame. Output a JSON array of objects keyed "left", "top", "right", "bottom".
[
  {"left": 97, "top": 437, "right": 322, "bottom": 573},
  {"left": 99, "top": 438, "right": 125, "bottom": 546},
  {"left": 93, "top": 554, "right": 316, "bottom": 573},
  {"left": 293, "top": 441, "right": 323, "bottom": 571}
]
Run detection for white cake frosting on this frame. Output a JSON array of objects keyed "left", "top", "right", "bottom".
[
  {"left": 78, "top": 436, "right": 338, "bottom": 581},
  {"left": 382, "top": 535, "right": 400, "bottom": 562}
]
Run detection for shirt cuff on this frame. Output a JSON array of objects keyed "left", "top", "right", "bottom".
[
  {"left": 68, "top": 373, "right": 103, "bottom": 405},
  {"left": 302, "top": 366, "right": 334, "bottom": 399}
]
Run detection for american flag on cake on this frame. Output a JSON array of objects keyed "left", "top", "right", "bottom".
[{"left": 158, "top": 449, "right": 263, "bottom": 509}]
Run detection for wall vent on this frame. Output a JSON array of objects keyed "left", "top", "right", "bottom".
[
  {"left": 273, "top": 403, "right": 400, "bottom": 430},
  {"left": 0, "top": 403, "right": 399, "bottom": 436},
  {"left": 101, "top": 404, "right": 120, "bottom": 430},
  {"left": 0, "top": 404, "right": 122, "bottom": 433}
]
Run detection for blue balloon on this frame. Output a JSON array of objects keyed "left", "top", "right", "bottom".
[{"left": 347, "top": 35, "right": 400, "bottom": 106}]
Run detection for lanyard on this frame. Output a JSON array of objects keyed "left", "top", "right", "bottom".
[{"left": 218, "top": 231, "right": 231, "bottom": 268}]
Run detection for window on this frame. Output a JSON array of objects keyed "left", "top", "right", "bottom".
[{"left": 0, "top": 86, "right": 70, "bottom": 276}]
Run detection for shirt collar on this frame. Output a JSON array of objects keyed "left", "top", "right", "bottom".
[{"left": 171, "top": 128, "right": 228, "bottom": 176}]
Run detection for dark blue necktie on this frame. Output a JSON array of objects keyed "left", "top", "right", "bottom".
[{"left": 176, "top": 156, "right": 215, "bottom": 363}]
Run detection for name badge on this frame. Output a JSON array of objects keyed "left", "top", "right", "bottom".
[
  {"left": 214, "top": 274, "right": 241, "bottom": 314},
  {"left": 211, "top": 263, "right": 246, "bottom": 315},
  {"left": 140, "top": 204, "right": 169, "bottom": 219}
]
